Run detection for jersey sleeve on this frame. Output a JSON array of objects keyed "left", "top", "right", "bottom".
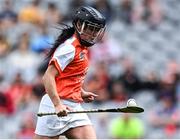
[{"left": 49, "top": 43, "right": 75, "bottom": 72}]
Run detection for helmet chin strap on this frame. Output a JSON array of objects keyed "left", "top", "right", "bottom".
[{"left": 80, "top": 39, "right": 94, "bottom": 47}]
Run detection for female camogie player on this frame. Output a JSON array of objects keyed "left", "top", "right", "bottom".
[{"left": 34, "top": 6, "right": 106, "bottom": 139}]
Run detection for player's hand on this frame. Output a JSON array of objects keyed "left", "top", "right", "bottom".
[
  {"left": 81, "top": 91, "right": 98, "bottom": 103},
  {"left": 55, "top": 104, "right": 71, "bottom": 117}
]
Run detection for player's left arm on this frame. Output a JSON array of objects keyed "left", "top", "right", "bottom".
[{"left": 81, "top": 88, "right": 98, "bottom": 103}]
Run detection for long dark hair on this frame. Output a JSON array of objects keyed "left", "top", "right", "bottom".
[{"left": 47, "top": 24, "right": 75, "bottom": 59}]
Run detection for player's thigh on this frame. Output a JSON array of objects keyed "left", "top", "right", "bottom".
[
  {"left": 34, "top": 134, "right": 59, "bottom": 139},
  {"left": 64, "top": 125, "right": 96, "bottom": 139}
]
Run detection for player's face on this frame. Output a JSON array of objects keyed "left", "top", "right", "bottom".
[{"left": 77, "top": 21, "right": 105, "bottom": 45}]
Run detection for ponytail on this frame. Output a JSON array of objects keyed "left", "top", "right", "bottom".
[{"left": 47, "top": 24, "right": 75, "bottom": 59}]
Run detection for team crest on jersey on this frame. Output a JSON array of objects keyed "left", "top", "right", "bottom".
[{"left": 79, "top": 51, "right": 85, "bottom": 60}]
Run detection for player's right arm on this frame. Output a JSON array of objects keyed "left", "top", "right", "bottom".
[
  {"left": 44, "top": 39, "right": 75, "bottom": 116},
  {"left": 42, "top": 64, "right": 68, "bottom": 117}
]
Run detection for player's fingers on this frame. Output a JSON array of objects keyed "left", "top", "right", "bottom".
[
  {"left": 84, "top": 96, "right": 94, "bottom": 102},
  {"left": 88, "top": 96, "right": 94, "bottom": 100},
  {"left": 90, "top": 92, "right": 98, "bottom": 97}
]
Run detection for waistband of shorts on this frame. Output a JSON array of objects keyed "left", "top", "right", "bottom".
[{"left": 43, "top": 94, "right": 81, "bottom": 106}]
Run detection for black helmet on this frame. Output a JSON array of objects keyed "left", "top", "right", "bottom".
[{"left": 72, "top": 6, "right": 106, "bottom": 47}]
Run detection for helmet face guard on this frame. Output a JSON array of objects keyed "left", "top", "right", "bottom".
[{"left": 75, "top": 20, "right": 106, "bottom": 46}]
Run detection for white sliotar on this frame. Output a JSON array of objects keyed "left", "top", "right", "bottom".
[{"left": 127, "top": 99, "right": 137, "bottom": 107}]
